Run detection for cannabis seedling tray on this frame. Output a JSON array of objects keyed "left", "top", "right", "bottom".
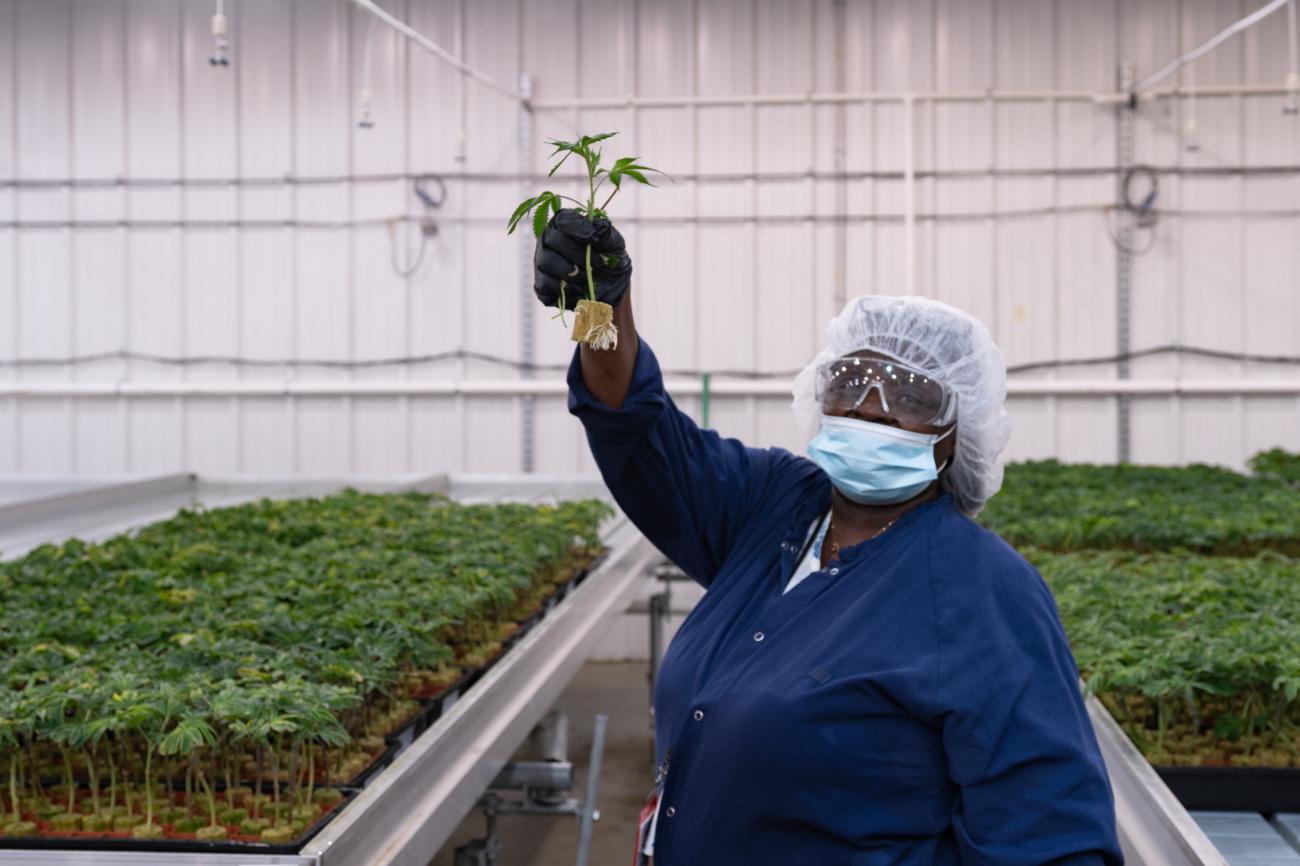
[
  {"left": 0, "top": 788, "right": 358, "bottom": 856},
  {"left": 0, "top": 551, "right": 609, "bottom": 855},
  {"left": 382, "top": 552, "right": 609, "bottom": 759}
]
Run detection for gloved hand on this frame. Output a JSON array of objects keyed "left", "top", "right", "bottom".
[{"left": 533, "top": 209, "right": 632, "bottom": 311}]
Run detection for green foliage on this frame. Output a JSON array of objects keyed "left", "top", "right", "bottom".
[
  {"left": 979, "top": 459, "right": 1300, "bottom": 555},
  {"left": 1249, "top": 448, "right": 1300, "bottom": 487},
  {"left": 1032, "top": 549, "right": 1300, "bottom": 767},
  {"left": 507, "top": 131, "right": 663, "bottom": 313},
  {"left": 0, "top": 490, "right": 612, "bottom": 839},
  {"left": 985, "top": 451, "right": 1300, "bottom": 768}
]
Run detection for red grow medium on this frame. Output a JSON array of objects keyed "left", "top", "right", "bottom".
[{"left": 0, "top": 792, "right": 353, "bottom": 855}]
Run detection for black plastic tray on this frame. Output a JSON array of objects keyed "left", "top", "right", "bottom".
[{"left": 1156, "top": 765, "right": 1300, "bottom": 812}]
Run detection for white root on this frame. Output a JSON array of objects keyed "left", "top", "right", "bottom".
[{"left": 584, "top": 321, "right": 619, "bottom": 351}]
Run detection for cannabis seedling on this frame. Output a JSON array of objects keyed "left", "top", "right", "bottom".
[{"left": 507, "top": 132, "right": 660, "bottom": 350}]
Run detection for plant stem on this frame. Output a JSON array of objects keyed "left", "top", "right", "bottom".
[
  {"left": 84, "top": 748, "right": 100, "bottom": 815},
  {"left": 62, "top": 748, "right": 74, "bottom": 804},
  {"left": 285, "top": 739, "right": 300, "bottom": 812},
  {"left": 584, "top": 245, "right": 596, "bottom": 302},
  {"left": 28, "top": 740, "right": 42, "bottom": 797},
  {"left": 254, "top": 745, "right": 264, "bottom": 819},
  {"left": 197, "top": 765, "right": 216, "bottom": 828},
  {"left": 144, "top": 746, "right": 154, "bottom": 827},
  {"left": 8, "top": 754, "right": 19, "bottom": 822},
  {"left": 271, "top": 737, "right": 281, "bottom": 825},
  {"left": 120, "top": 739, "right": 132, "bottom": 815},
  {"left": 305, "top": 743, "right": 315, "bottom": 809},
  {"left": 106, "top": 746, "right": 117, "bottom": 813},
  {"left": 185, "top": 751, "right": 194, "bottom": 810}
]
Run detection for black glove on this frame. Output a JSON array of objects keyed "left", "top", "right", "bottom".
[{"left": 533, "top": 209, "right": 632, "bottom": 311}]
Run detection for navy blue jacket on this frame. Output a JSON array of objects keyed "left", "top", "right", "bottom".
[{"left": 569, "top": 340, "right": 1123, "bottom": 866}]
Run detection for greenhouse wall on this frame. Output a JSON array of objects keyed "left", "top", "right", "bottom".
[{"left": 1, "top": 0, "right": 1297, "bottom": 478}]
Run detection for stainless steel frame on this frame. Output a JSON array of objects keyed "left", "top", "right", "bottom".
[{"left": 1087, "top": 695, "right": 1229, "bottom": 866}]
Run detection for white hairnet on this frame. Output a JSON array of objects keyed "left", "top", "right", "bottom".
[{"left": 792, "top": 294, "right": 1011, "bottom": 516}]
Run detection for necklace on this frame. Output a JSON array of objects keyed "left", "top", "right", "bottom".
[{"left": 827, "top": 514, "right": 898, "bottom": 555}]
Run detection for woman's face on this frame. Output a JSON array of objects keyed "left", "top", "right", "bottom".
[{"left": 826, "top": 349, "right": 958, "bottom": 471}]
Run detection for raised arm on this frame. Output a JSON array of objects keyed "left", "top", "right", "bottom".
[
  {"left": 578, "top": 290, "right": 639, "bottom": 409},
  {"left": 533, "top": 210, "right": 817, "bottom": 586}
]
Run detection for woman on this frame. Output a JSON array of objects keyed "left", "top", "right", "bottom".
[{"left": 534, "top": 210, "right": 1123, "bottom": 866}]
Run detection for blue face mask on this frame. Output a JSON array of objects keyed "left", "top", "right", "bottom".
[{"left": 807, "top": 414, "right": 954, "bottom": 505}]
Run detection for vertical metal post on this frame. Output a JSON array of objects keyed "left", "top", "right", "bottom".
[
  {"left": 903, "top": 94, "right": 916, "bottom": 296},
  {"left": 699, "top": 372, "right": 711, "bottom": 429},
  {"left": 1116, "top": 63, "right": 1135, "bottom": 464},
  {"left": 575, "top": 715, "right": 609, "bottom": 866},
  {"left": 518, "top": 72, "right": 536, "bottom": 473},
  {"left": 831, "top": 0, "right": 847, "bottom": 312}
]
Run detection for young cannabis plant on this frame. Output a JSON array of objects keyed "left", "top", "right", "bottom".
[{"left": 507, "top": 132, "right": 660, "bottom": 350}]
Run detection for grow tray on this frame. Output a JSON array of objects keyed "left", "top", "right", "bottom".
[
  {"left": 0, "top": 474, "right": 654, "bottom": 866},
  {"left": 0, "top": 788, "right": 358, "bottom": 856},
  {"left": 382, "top": 549, "right": 610, "bottom": 755}
]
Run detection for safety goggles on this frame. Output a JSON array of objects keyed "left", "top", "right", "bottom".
[{"left": 815, "top": 355, "right": 957, "bottom": 427}]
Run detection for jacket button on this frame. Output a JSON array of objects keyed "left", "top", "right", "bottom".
[
  {"left": 828, "top": 567, "right": 840, "bottom": 576},
  {"left": 665, "top": 806, "right": 676, "bottom": 818},
  {"left": 692, "top": 709, "right": 704, "bottom": 721},
  {"left": 753, "top": 631, "right": 765, "bottom": 642}
]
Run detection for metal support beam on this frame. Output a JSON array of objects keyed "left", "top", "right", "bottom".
[
  {"left": 5, "top": 378, "right": 1299, "bottom": 399},
  {"left": 1116, "top": 63, "right": 1135, "bottom": 464},
  {"left": 1086, "top": 696, "right": 1228, "bottom": 865},
  {"left": 518, "top": 72, "right": 536, "bottom": 474}
]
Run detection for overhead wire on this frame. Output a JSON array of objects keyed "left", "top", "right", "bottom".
[
  {"left": 10, "top": 164, "right": 1300, "bottom": 190},
  {"left": 15, "top": 204, "right": 1300, "bottom": 232},
  {"left": 3, "top": 345, "right": 1297, "bottom": 379}
]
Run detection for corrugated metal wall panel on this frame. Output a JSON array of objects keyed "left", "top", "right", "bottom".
[{"left": 0, "top": 0, "right": 1297, "bottom": 492}]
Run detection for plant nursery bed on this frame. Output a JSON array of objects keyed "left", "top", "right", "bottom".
[
  {"left": 0, "top": 490, "right": 613, "bottom": 852},
  {"left": 0, "top": 788, "right": 356, "bottom": 854},
  {"left": 1155, "top": 766, "right": 1300, "bottom": 813}
]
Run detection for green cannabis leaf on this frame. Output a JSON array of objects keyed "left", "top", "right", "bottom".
[{"left": 506, "top": 131, "right": 666, "bottom": 305}]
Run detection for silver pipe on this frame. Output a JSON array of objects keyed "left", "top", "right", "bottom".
[
  {"left": 350, "top": 0, "right": 521, "bottom": 102},
  {"left": 518, "top": 72, "right": 535, "bottom": 474},
  {"left": 2, "top": 379, "right": 1298, "bottom": 398},
  {"left": 1135, "top": 0, "right": 1291, "bottom": 94},
  {"left": 538, "top": 711, "right": 568, "bottom": 765},
  {"left": 12, "top": 163, "right": 1300, "bottom": 189},
  {"left": 1116, "top": 63, "right": 1135, "bottom": 464},
  {"left": 529, "top": 89, "right": 1117, "bottom": 111},
  {"left": 575, "top": 715, "right": 608, "bottom": 866}
]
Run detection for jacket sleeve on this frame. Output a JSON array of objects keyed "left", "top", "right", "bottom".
[
  {"left": 931, "top": 530, "right": 1125, "bottom": 866},
  {"left": 568, "top": 339, "right": 808, "bottom": 588}
]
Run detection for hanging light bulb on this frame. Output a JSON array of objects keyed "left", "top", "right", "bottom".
[
  {"left": 1287, "top": 0, "right": 1299, "bottom": 114},
  {"left": 358, "top": 88, "right": 375, "bottom": 129},
  {"left": 209, "top": 0, "right": 230, "bottom": 67},
  {"left": 1183, "top": 115, "right": 1200, "bottom": 153},
  {"left": 358, "top": 12, "right": 376, "bottom": 129},
  {"left": 1183, "top": 63, "right": 1199, "bottom": 153}
]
